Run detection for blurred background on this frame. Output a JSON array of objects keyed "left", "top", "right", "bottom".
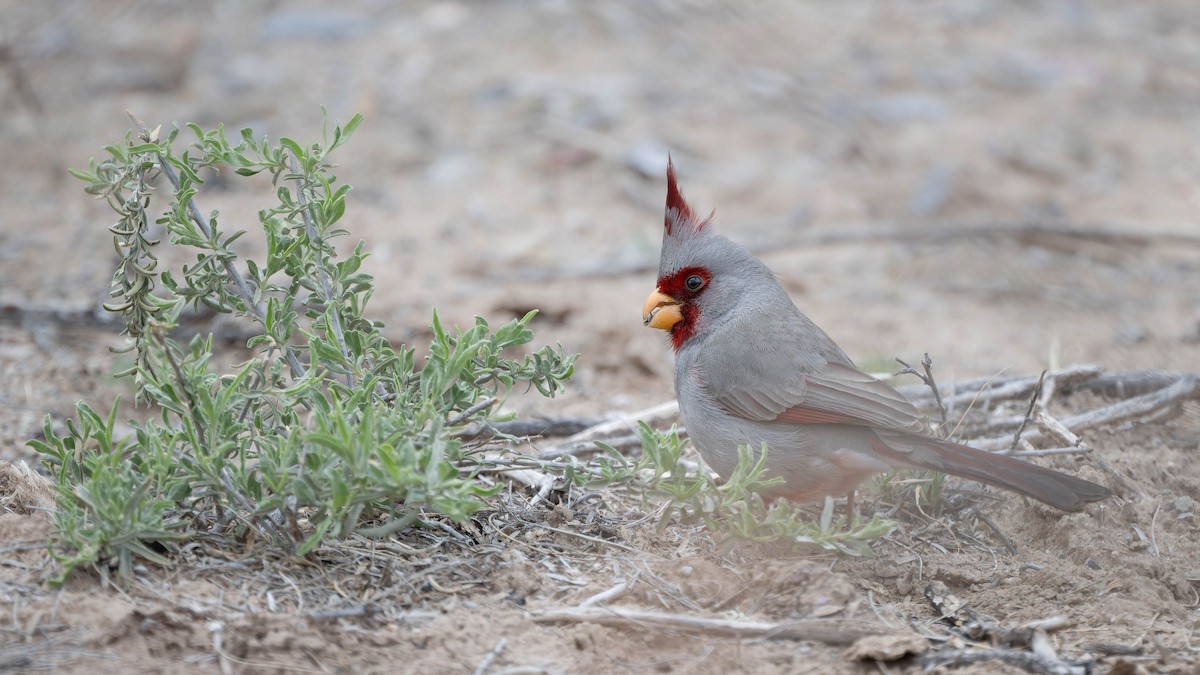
[{"left": 2, "top": 0, "right": 1199, "bottom": 456}]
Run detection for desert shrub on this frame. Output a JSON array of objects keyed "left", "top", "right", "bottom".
[{"left": 29, "top": 112, "right": 575, "bottom": 582}]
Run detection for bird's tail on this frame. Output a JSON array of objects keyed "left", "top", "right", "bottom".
[{"left": 871, "top": 433, "right": 1112, "bottom": 512}]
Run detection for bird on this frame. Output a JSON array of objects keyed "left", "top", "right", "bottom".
[{"left": 641, "top": 160, "right": 1111, "bottom": 514}]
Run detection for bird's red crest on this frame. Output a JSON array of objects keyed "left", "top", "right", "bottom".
[{"left": 664, "top": 157, "right": 711, "bottom": 235}]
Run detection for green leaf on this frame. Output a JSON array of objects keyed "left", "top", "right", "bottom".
[
  {"left": 279, "top": 137, "right": 304, "bottom": 162},
  {"left": 332, "top": 114, "right": 364, "bottom": 151}
]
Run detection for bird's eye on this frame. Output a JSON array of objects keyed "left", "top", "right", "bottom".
[{"left": 685, "top": 275, "right": 705, "bottom": 291}]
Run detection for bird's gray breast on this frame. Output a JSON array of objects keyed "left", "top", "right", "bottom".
[{"left": 674, "top": 340, "right": 819, "bottom": 480}]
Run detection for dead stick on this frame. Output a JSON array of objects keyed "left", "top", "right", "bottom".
[
  {"left": 533, "top": 606, "right": 887, "bottom": 645},
  {"left": 895, "top": 354, "right": 949, "bottom": 430},
  {"left": 538, "top": 401, "right": 680, "bottom": 459},
  {"left": 471, "top": 638, "right": 507, "bottom": 675},
  {"left": 1034, "top": 411, "right": 1082, "bottom": 447},
  {"left": 973, "top": 508, "right": 1017, "bottom": 556},
  {"left": 459, "top": 417, "right": 604, "bottom": 440},
  {"left": 918, "top": 648, "right": 1084, "bottom": 675},
  {"left": 578, "top": 580, "right": 628, "bottom": 608},
  {"left": 536, "top": 431, "right": 664, "bottom": 460},
  {"left": 1001, "top": 616, "right": 1075, "bottom": 647},
  {"left": 1011, "top": 446, "right": 1092, "bottom": 458},
  {"left": 1008, "top": 371, "right": 1047, "bottom": 453},
  {"left": 1040, "top": 411, "right": 1146, "bottom": 498},
  {"left": 1065, "top": 370, "right": 1197, "bottom": 398},
  {"left": 899, "top": 364, "right": 1104, "bottom": 411},
  {"left": 971, "top": 376, "right": 1200, "bottom": 451},
  {"left": 502, "top": 466, "right": 555, "bottom": 504},
  {"left": 1054, "top": 375, "right": 1199, "bottom": 430}
]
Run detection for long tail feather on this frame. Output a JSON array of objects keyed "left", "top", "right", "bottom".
[{"left": 872, "top": 434, "right": 1111, "bottom": 512}]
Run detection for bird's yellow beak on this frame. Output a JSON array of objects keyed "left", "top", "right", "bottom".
[{"left": 642, "top": 289, "right": 683, "bottom": 330}]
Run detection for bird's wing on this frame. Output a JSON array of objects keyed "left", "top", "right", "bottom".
[
  {"left": 774, "top": 362, "right": 928, "bottom": 432},
  {"left": 700, "top": 321, "right": 928, "bottom": 433}
]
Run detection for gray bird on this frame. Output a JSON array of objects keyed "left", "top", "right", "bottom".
[{"left": 642, "top": 161, "right": 1111, "bottom": 513}]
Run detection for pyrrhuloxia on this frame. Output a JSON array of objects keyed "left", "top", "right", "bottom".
[{"left": 642, "top": 161, "right": 1110, "bottom": 512}]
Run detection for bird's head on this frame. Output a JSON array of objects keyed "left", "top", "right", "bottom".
[{"left": 642, "top": 159, "right": 774, "bottom": 351}]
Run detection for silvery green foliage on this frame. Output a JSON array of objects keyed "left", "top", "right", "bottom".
[{"left": 32, "top": 112, "right": 575, "bottom": 582}]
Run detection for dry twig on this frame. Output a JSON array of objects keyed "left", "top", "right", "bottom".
[
  {"left": 472, "top": 638, "right": 507, "bottom": 675},
  {"left": 896, "top": 364, "right": 1104, "bottom": 412},
  {"left": 917, "top": 648, "right": 1086, "bottom": 675},
  {"left": 922, "top": 579, "right": 1089, "bottom": 673},
  {"left": 971, "top": 375, "right": 1200, "bottom": 451},
  {"left": 538, "top": 401, "right": 681, "bottom": 459},
  {"left": 501, "top": 466, "right": 556, "bottom": 505},
  {"left": 533, "top": 606, "right": 887, "bottom": 645},
  {"left": 895, "top": 353, "right": 949, "bottom": 431},
  {"left": 537, "top": 433, "right": 646, "bottom": 461},
  {"left": 1064, "top": 370, "right": 1196, "bottom": 398},
  {"left": 1008, "top": 371, "right": 1047, "bottom": 453},
  {"left": 460, "top": 417, "right": 604, "bottom": 440},
  {"left": 578, "top": 580, "right": 629, "bottom": 608}
]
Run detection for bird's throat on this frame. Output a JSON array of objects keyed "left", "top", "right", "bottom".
[{"left": 669, "top": 310, "right": 698, "bottom": 351}]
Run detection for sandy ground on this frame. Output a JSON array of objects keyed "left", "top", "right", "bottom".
[{"left": 2, "top": 1, "right": 1200, "bottom": 673}]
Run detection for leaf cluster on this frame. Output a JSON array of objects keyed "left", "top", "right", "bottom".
[{"left": 33, "top": 112, "right": 576, "bottom": 582}]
